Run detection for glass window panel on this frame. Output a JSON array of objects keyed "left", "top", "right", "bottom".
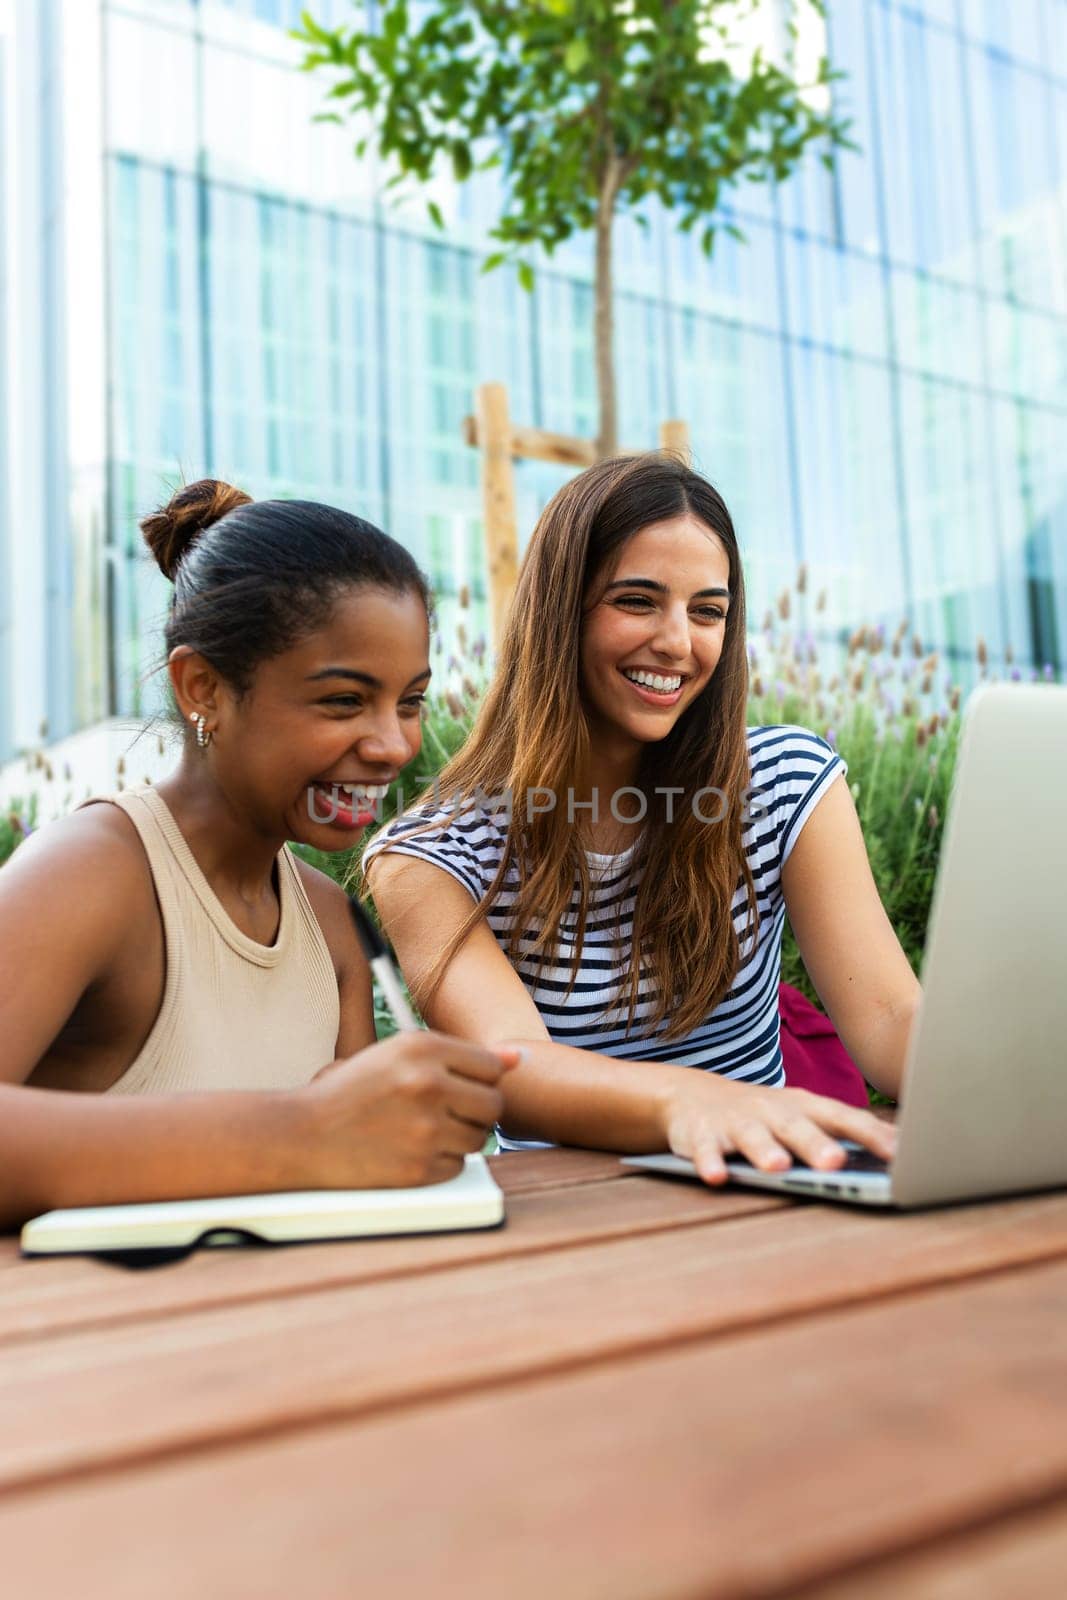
[
  {"left": 984, "top": 297, "right": 1067, "bottom": 404},
  {"left": 915, "top": 0, "right": 957, "bottom": 25},
  {"left": 535, "top": 275, "right": 596, "bottom": 439},
  {"left": 666, "top": 312, "right": 797, "bottom": 605},
  {"left": 615, "top": 296, "right": 669, "bottom": 448},
  {"left": 890, "top": 271, "right": 985, "bottom": 385},
  {"left": 782, "top": 232, "right": 888, "bottom": 361},
  {"left": 868, "top": 4, "right": 925, "bottom": 272},
  {"left": 960, "top": 0, "right": 1046, "bottom": 68},
  {"left": 897, "top": 372, "right": 1022, "bottom": 669},
  {"left": 791, "top": 346, "right": 906, "bottom": 629},
  {"left": 382, "top": 230, "right": 481, "bottom": 628},
  {"left": 105, "top": 12, "right": 197, "bottom": 167},
  {"left": 1047, "top": 2, "right": 1067, "bottom": 77},
  {"left": 776, "top": 141, "right": 838, "bottom": 244},
  {"left": 870, "top": 7, "right": 979, "bottom": 282},
  {"left": 990, "top": 397, "right": 1067, "bottom": 673},
  {"left": 663, "top": 212, "right": 782, "bottom": 334},
  {"left": 614, "top": 200, "right": 665, "bottom": 301},
  {"left": 825, "top": 0, "right": 881, "bottom": 256},
  {"left": 968, "top": 48, "right": 1058, "bottom": 250}
]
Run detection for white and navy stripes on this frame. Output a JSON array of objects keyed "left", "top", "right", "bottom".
[{"left": 366, "top": 726, "right": 845, "bottom": 1144}]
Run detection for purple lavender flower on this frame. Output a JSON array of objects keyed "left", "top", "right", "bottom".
[
  {"left": 825, "top": 728, "right": 837, "bottom": 750},
  {"left": 1010, "top": 666, "right": 1022, "bottom": 682},
  {"left": 775, "top": 681, "right": 787, "bottom": 703},
  {"left": 1043, "top": 663, "right": 1055, "bottom": 681}
]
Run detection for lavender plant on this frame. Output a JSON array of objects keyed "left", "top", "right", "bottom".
[{"left": 0, "top": 800, "right": 36, "bottom": 868}]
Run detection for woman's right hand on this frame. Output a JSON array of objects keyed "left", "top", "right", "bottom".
[
  {"left": 661, "top": 1072, "right": 897, "bottom": 1187},
  {"left": 298, "top": 1032, "right": 520, "bottom": 1189}
]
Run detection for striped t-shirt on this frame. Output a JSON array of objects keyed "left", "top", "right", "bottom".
[{"left": 366, "top": 726, "right": 845, "bottom": 1146}]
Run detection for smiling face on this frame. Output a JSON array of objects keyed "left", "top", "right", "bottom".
[
  {"left": 212, "top": 585, "right": 431, "bottom": 850},
  {"left": 579, "top": 514, "right": 732, "bottom": 764}
]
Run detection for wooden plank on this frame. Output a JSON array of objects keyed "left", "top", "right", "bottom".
[
  {"left": 3, "top": 1192, "right": 1067, "bottom": 1492},
  {"left": 4, "top": 1259, "right": 1067, "bottom": 1599},
  {"left": 797, "top": 1498, "right": 1067, "bottom": 1598},
  {"left": 0, "top": 1170, "right": 779, "bottom": 1345},
  {"left": 0, "top": 1148, "right": 626, "bottom": 1286},
  {"left": 462, "top": 413, "right": 597, "bottom": 470},
  {"left": 0, "top": 1151, "right": 641, "bottom": 1309},
  {"left": 475, "top": 383, "right": 520, "bottom": 648},
  {"left": 495, "top": 1148, "right": 634, "bottom": 1194}
]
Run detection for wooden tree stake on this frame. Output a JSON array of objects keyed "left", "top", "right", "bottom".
[
  {"left": 476, "top": 384, "right": 520, "bottom": 649},
  {"left": 658, "top": 419, "right": 691, "bottom": 461},
  {"left": 465, "top": 385, "right": 693, "bottom": 648}
]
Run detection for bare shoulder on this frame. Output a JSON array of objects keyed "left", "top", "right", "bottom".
[
  {"left": 2, "top": 804, "right": 154, "bottom": 911},
  {"left": 0, "top": 803, "right": 159, "bottom": 991},
  {"left": 367, "top": 846, "right": 474, "bottom": 914},
  {"left": 291, "top": 854, "right": 362, "bottom": 974}
]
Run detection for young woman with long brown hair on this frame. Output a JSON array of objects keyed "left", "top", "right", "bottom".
[
  {"left": 0, "top": 482, "right": 515, "bottom": 1229},
  {"left": 366, "top": 455, "right": 917, "bottom": 1181}
]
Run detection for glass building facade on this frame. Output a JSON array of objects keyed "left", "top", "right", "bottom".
[{"left": 2, "top": 0, "right": 1065, "bottom": 758}]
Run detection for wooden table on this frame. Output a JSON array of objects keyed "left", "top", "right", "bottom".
[{"left": 3, "top": 1149, "right": 1067, "bottom": 1598}]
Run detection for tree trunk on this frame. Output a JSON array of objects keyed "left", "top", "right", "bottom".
[{"left": 593, "top": 159, "right": 620, "bottom": 461}]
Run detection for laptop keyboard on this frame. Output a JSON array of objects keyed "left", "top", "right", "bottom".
[
  {"left": 727, "top": 1147, "right": 889, "bottom": 1175},
  {"left": 839, "top": 1149, "right": 890, "bottom": 1173}
]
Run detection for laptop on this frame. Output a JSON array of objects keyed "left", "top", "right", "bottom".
[{"left": 626, "top": 683, "right": 1067, "bottom": 1209}]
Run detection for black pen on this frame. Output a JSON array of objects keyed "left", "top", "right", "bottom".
[{"left": 347, "top": 896, "right": 420, "bottom": 1033}]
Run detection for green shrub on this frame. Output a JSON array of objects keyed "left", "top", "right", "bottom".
[
  {"left": 746, "top": 602, "right": 965, "bottom": 999},
  {"left": 0, "top": 800, "right": 36, "bottom": 868}
]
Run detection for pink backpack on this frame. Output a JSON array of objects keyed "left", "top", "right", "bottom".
[{"left": 778, "top": 984, "right": 870, "bottom": 1108}]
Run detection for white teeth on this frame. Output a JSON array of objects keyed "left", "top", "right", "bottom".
[
  {"left": 623, "top": 670, "right": 683, "bottom": 693},
  {"left": 321, "top": 783, "right": 390, "bottom": 800}
]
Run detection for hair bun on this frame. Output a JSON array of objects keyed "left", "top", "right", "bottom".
[{"left": 140, "top": 479, "right": 253, "bottom": 581}]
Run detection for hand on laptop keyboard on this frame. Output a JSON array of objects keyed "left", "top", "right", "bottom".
[
  {"left": 662, "top": 1077, "right": 898, "bottom": 1186},
  {"left": 727, "top": 1144, "right": 889, "bottom": 1174}
]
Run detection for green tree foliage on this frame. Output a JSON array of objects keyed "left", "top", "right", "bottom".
[{"left": 294, "top": 0, "right": 852, "bottom": 455}]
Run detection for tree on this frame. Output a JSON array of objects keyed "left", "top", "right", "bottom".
[{"left": 295, "top": 0, "right": 852, "bottom": 459}]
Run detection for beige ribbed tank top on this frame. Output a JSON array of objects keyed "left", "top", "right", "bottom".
[{"left": 87, "top": 788, "right": 340, "bottom": 1096}]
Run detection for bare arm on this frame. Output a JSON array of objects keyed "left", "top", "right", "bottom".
[
  {"left": 0, "top": 1031, "right": 517, "bottom": 1232},
  {"left": 0, "top": 1082, "right": 308, "bottom": 1230},
  {"left": 0, "top": 812, "right": 143, "bottom": 1089},
  {"left": 369, "top": 853, "right": 897, "bottom": 1181},
  {"left": 0, "top": 818, "right": 515, "bottom": 1230},
  {"left": 782, "top": 774, "right": 921, "bottom": 1100}
]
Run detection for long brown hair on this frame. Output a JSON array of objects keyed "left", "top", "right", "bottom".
[{"left": 379, "top": 452, "right": 758, "bottom": 1039}]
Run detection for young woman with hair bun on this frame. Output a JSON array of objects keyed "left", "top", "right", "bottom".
[
  {"left": 367, "top": 454, "right": 918, "bottom": 1182},
  {"left": 0, "top": 481, "right": 516, "bottom": 1229}
]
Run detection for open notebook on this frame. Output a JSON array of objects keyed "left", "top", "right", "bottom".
[{"left": 20, "top": 1153, "right": 504, "bottom": 1262}]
